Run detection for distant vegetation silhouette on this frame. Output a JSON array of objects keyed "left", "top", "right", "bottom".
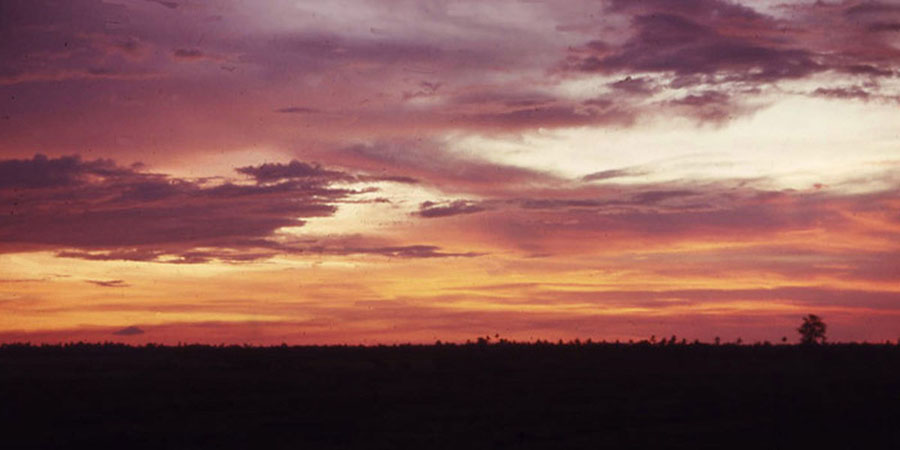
[
  {"left": 798, "top": 314, "right": 827, "bottom": 345},
  {"left": 2, "top": 338, "right": 900, "bottom": 449}
]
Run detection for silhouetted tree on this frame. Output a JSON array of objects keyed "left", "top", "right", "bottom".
[{"left": 798, "top": 314, "right": 827, "bottom": 345}]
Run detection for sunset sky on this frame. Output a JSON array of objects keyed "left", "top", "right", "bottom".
[{"left": 2, "top": 0, "right": 899, "bottom": 344}]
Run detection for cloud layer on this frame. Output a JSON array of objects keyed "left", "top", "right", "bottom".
[
  {"left": 0, "top": 155, "right": 459, "bottom": 263},
  {"left": 4, "top": 0, "right": 900, "bottom": 163}
]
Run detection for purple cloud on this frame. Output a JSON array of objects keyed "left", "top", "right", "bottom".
[
  {"left": 172, "top": 48, "right": 204, "bottom": 59},
  {"left": 812, "top": 86, "right": 872, "bottom": 101},
  {"left": 567, "top": 12, "right": 820, "bottom": 84},
  {"left": 235, "top": 160, "right": 350, "bottom": 184},
  {"left": 416, "top": 200, "right": 488, "bottom": 218},
  {"left": 0, "top": 155, "right": 462, "bottom": 263},
  {"left": 275, "top": 106, "right": 321, "bottom": 114},
  {"left": 581, "top": 168, "right": 647, "bottom": 182}
]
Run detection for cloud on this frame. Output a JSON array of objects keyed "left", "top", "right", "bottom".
[
  {"left": 844, "top": 2, "right": 900, "bottom": 18},
  {"left": 235, "top": 159, "right": 417, "bottom": 186},
  {"left": 172, "top": 48, "right": 204, "bottom": 60},
  {"left": 0, "top": 154, "right": 128, "bottom": 189},
  {"left": 112, "top": 326, "right": 145, "bottom": 336},
  {"left": 552, "top": 0, "right": 900, "bottom": 124},
  {"left": 80, "top": 32, "right": 148, "bottom": 60},
  {"left": 0, "top": 155, "right": 464, "bottom": 263},
  {"left": 235, "top": 160, "right": 350, "bottom": 184},
  {"left": 566, "top": 12, "right": 820, "bottom": 83},
  {"left": 275, "top": 106, "right": 321, "bottom": 114},
  {"left": 666, "top": 91, "right": 748, "bottom": 122},
  {"left": 581, "top": 168, "right": 647, "bottom": 182},
  {"left": 466, "top": 104, "right": 636, "bottom": 130},
  {"left": 11, "top": 282, "right": 899, "bottom": 344},
  {"left": 441, "top": 283, "right": 900, "bottom": 312},
  {"left": 5, "top": 155, "right": 897, "bottom": 270},
  {"left": 86, "top": 279, "right": 130, "bottom": 288},
  {"left": 330, "top": 140, "right": 561, "bottom": 195},
  {"left": 867, "top": 22, "right": 900, "bottom": 32},
  {"left": 257, "top": 235, "right": 487, "bottom": 259},
  {"left": 0, "top": 68, "right": 162, "bottom": 86},
  {"left": 615, "top": 246, "right": 900, "bottom": 284},
  {"left": 53, "top": 237, "right": 482, "bottom": 264},
  {"left": 608, "top": 76, "right": 659, "bottom": 96},
  {"left": 145, "top": 0, "right": 178, "bottom": 9},
  {"left": 303, "top": 244, "right": 484, "bottom": 259},
  {"left": 511, "top": 187, "right": 700, "bottom": 211},
  {"left": 0, "top": 1, "right": 167, "bottom": 86},
  {"left": 402, "top": 81, "right": 442, "bottom": 101},
  {"left": 812, "top": 86, "right": 872, "bottom": 101},
  {"left": 355, "top": 174, "right": 419, "bottom": 184},
  {"left": 266, "top": 34, "right": 447, "bottom": 67},
  {"left": 403, "top": 179, "right": 900, "bottom": 260},
  {"left": 416, "top": 200, "right": 488, "bottom": 218},
  {"left": 1, "top": 0, "right": 900, "bottom": 347},
  {"left": 5, "top": 0, "right": 900, "bottom": 159},
  {"left": 59, "top": 249, "right": 171, "bottom": 263}
]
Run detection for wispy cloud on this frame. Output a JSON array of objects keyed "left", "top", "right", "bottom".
[
  {"left": 112, "top": 326, "right": 145, "bottom": 336},
  {"left": 86, "top": 279, "right": 130, "bottom": 288}
]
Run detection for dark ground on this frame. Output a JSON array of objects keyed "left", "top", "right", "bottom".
[{"left": 1, "top": 342, "right": 899, "bottom": 449}]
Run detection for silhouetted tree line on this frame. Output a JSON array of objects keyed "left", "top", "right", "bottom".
[{"left": 6, "top": 314, "right": 900, "bottom": 351}]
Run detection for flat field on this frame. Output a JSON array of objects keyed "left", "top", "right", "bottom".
[{"left": 1, "top": 342, "right": 898, "bottom": 449}]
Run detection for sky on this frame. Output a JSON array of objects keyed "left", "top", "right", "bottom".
[{"left": 1, "top": 0, "right": 899, "bottom": 345}]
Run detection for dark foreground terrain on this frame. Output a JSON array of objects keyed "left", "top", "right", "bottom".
[{"left": 1, "top": 342, "right": 899, "bottom": 449}]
